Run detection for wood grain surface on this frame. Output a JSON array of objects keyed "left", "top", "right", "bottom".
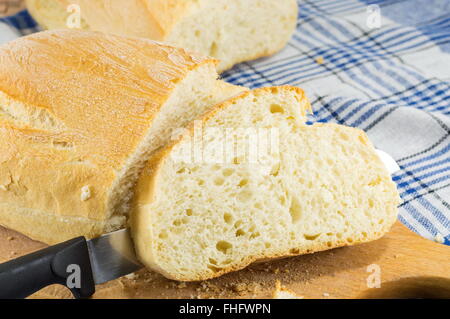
[{"left": 1, "top": 221, "right": 449, "bottom": 299}]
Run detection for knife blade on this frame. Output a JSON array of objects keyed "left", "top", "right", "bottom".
[
  {"left": 87, "top": 228, "right": 142, "bottom": 285},
  {"left": 0, "top": 228, "right": 142, "bottom": 299}
]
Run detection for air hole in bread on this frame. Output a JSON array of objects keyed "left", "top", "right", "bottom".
[
  {"left": 289, "top": 197, "right": 302, "bottom": 223},
  {"left": 159, "top": 231, "right": 168, "bottom": 239},
  {"left": 222, "top": 168, "right": 234, "bottom": 177},
  {"left": 209, "top": 258, "right": 217, "bottom": 265},
  {"left": 369, "top": 177, "right": 381, "bottom": 186},
  {"left": 238, "top": 179, "right": 248, "bottom": 187},
  {"left": 270, "top": 162, "right": 280, "bottom": 176},
  {"left": 250, "top": 232, "right": 260, "bottom": 239},
  {"left": 222, "top": 259, "right": 233, "bottom": 265},
  {"left": 176, "top": 168, "right": 186, "bottom": 174},
  {"left": 209, "top": 41, "right": 218, "bottom": 56},
  {"left": 234, "top": 220, "right": 243, "bottom": 228},
  {"left": 304, "top": 233, "right": 321, "bottom": 241},
  {"left": 237, "top": 190, "right": 252, "bottom": 202},
  {"left": 270, "top": 104, "right": 284, "bottom": 114},
  {"left": 233, "top": 157, "right": 242, "bottom": 165},
  {"left": 173, "top": 219, "right": 183, "bottom": 226},
  {"left": 216, "top": 241, "right": 232, "bottom": 254},
  {"left": 223, "top": 213, "right": 233, "bottom": 224},
  {"left": 358, "top": 135, "right": 367, "bottom": 144},
  {"left": 254, "top": 202, "right": 263, "bottom": 209},
  {"left": 214, "top": 177, "right": 225, "bottom": 186},
  {"left": 207, "top": 265, "right": 222, "bottom": 273},
  {"left": 235, "top": 229, "right": 246, "bottom": 237}
]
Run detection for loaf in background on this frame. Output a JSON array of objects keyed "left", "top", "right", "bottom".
[
  {"left": 131, "top": 86, "right": 400, "bottom": 281},
  {"left": 0, "top": 29, "right": 244, "bottom": 244},
  {"left": 25, "top": 0, "right": 299, "bottom": 72}
]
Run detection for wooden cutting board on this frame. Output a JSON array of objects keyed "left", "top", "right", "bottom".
[{"left": 0, "top": 221, "right": 449, "bottom": 299}]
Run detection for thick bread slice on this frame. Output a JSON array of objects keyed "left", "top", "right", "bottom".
[
  {"left": 0, "top": 30, "right": 244, "bottom": 244},
  {"left": 26, "top": 0, "right": 298, "bottom": 72},
  {"left": 131, "top": 86, "right": 400, "bottom": 281}
]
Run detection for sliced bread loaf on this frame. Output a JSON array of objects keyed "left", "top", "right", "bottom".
[
  {"left": 25, "top": 0, "right": 298, "bottom": 72},
  {"left": 0, "top": 29, "right": 243, "bottom": 244},
  {"left": 131, "top": 86, "right": 400, "bottom": 281}
]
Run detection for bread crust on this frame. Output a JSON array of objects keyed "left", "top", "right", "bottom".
[
  {"left": 131, "top": 86, "right": 399, "bottom": 281},
  {"left": 0, "top": 30, "right": 217, "bottom": 244},
  {"left": 26, "top": 0, "right": 299, "bottom": 72}
]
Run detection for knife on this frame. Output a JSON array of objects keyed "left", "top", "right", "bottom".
[
  {"left": 0, "top": 228, "right": 142, "bottom": 299},
  {"left": 0, "top": 150, "right": 400, "bottom": 299}
]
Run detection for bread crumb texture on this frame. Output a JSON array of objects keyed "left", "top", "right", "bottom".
[{"left": 132, "top": 86, "right": 400, "bottom": 281}]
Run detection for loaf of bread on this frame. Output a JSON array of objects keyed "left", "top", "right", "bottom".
[
  {"left": 25, "top": 0, "right": 299, "bottom": 72},
  {"left": 131, "top": 86, "right": 400, "bottom": 281},
  {"left": 0, "top": 29, "right": 244, "bottom": 244}
]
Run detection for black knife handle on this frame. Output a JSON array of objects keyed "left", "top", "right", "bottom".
[{"left": 0, "top": 237, "right": 95, "bottom": 299}]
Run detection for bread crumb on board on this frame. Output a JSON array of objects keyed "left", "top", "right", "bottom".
[
  {"left": 124, "top": 273, "right": 137, "bottom": 280},
  {"left": 177, "top": 282, "right": 187, "bottom": 289},
  {"left": 272, "top": 280, "right": 304, "bottom": 299}
]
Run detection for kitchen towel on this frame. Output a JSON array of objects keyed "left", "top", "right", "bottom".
[{"left": 1, "top": 0, "right": 449, "bottom": 245}]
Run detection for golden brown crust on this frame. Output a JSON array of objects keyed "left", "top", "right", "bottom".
[
  {"left": 26, "top": 0, "right": 298, "bottom": 72},
  {"left": 142, "top": 0, "right": 194, "bottom": 39},
  {"left": 26, "top": 0, "right": 196, "bottom": 40},
  {"left": 0, "top": 29, "right": 216, "bottom": 244}
]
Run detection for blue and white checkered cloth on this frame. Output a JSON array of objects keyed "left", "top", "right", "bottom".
[{"left": 1, "top": 0, "right": 449, "bottom": 245}]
